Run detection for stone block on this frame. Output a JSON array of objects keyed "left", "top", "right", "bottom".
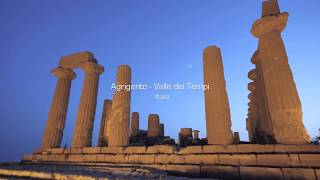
[
  {"left": 185, "top": 154, "right": 218, "bottom": 165},
  {"left": 101, "top": 147, "right": 124, "bottom": 154},
  {"left": 299, "top": 154, "right": 320, "bottom": 167},
  {"left": 145, "top": 145, "right": 175, "bottom": 154},
  {"left": 257, "top": 154, "right": 290, "bottom": 166},
  {"left": 237, "top": 154, "right": 256, "bottom": 166},
  {"left": 70, "top": 148, "right": 82, "bottom": 154},
  {"left": 167, "top": 154, "right": 185, "bottom": 164},
  {"left": 63, "top": 148, "right": 71, "bottom": 154},
  {"left": 274, "top": 145, "right": 300, "bottom": 153},
  {"left": 105, "top": 154, "right": 126, "bottom": 163},
  {"left": 289, "top": 154, "right": 300, "bottom": 166},
  {"left": 46, "top": 154, "right": 66, "bottom": 162},
  {"left": 177, "top": 146, "right": 202, "bottom": 154},
  {"left": 155, "top": 154, "right": 169, "bottom": 164},
  {"left": 33, "top": 154, "right": 48, "bottom": 161},
  {"left": 113, "top": 154, "right": 126, "bottom": 163},
  {"left": 22, "top": 154, "right": 33, "bottom": 161},
  {"left": 298, "top": 145, "right": 320, "bottom": 153},
  {"left": 84, "top": 154, "right": 97, "bottom": 162},
  {"left": 316, "top": 169, "right": 320, "bottom": 180},
  {"left": 203, "top": 145, "right": 237, "bottom": 153},
  {"left": 166, "top": 165, "right": 200, "bottom": 177},
  {"left": 50, "top": 148, "right": 65, "bottom": 154},
  {"left": 96, "top": 154, "right": 106, "bottom": 162},
  {"left": 124, "top": 146, "right": 146, "bottom": 154},
  {"left": 237, "top": 144, "right": 274, "bottom": 153},
  {"left": 127, "top": 154, "right": 141, "bottom": 164},
  {"left": 282, "top": 168, "right": 316, "bottom": 180},
  {"left": 67, "top": 154, "right": 85, "bottom": 162},
  {"left": 82, "top": 147, "right": 101, "bottom": 154},
  {"left": 146, "top": 164, "right": 167, "bottom": 171},
  {"left": 201, "top": 165, "right": 240, "bottom": 180},
  {"left": 218, "top": 154, "right": 239, "bottom": 165},
  {"left": 240, "top": 167, "right": 283, "bottom": 180},
  {"left": 141, "top": 155, "right": 155, "bottom": 164}
]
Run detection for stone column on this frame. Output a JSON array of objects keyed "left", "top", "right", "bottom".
[
  {"left": 193, "top": 130, "right": 200, "bottom": 140},
  {"left": 41, "top": 67, "right": 76, "bottom": 149},
  {"left": 233, "top": 132, "right": 240, "bottom": 144},
  {"left": 179, "top": 128, "right": 193, "bottom": 146},
  {"left": 203, "top": 46, "right": 233, "bottom": 145},
  {"left": 98, "top": 100, "right": 112, "bottom": 147},
  {"left": 147, "top": 114, "right": 160, "bottom": 138},
  {"left": 72, "top": 61, "right": 104, "bottom": 147},
  {"left": 131, "top": 112, "right": 139, "bottom": 137},
  {"left": 159, "top": 123, "right": 164, "bottom": 137},
  {"left": 251, "top": 0, "right": 310, "bottom": 144},
  {"left": 108, "top": 65, "right": 132, "bottom": 147}
]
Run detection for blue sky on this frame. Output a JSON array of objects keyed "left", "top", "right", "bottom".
[{"left": 0, "top": 0, "right": 319, "bottom": 162}]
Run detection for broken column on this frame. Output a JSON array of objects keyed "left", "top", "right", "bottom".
[
  {"left": 98, "top": 100, "right": 112, "bottom": 147},
  {"left": 203, "top": 46, "right": 233, "bottom": 145},
  {"left": 193, "top": 130, "right": 200, "bottom": 140},
  {"left": 159, "top": 123, "right": 164, "bottom": 137},
  {"left": 233, "top": 132, "right": 240, "bottom": 144},
  {"left": 41, "top": 67, "right": 76, "bottom": 149},
  {"left": 108, "top": 65, "right": 132, "bottom": 147},
  {"left": 147, "top": 114, "right": 160, "bottom": 138},
  {"left": 179, "top": 128, "right": 193, "bottom": 146},
  {"left": 72, "top": 61, "right": 104, "bottom": 147},
  {"left": 130, "top": 112, "right": 139, "bottom": 137},
  {"left": 251, "top": 0, "right": 310, "bottom": 144}
]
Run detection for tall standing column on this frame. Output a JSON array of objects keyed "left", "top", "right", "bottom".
[
  {"left": 203, "top": 46, "right": 233, "bottom": 145},
  {"left": 147, "top": 114, "right": 160, "bottom": 138},
  {"left": 251, "top": 0, "right": 309, "bottom": 144},
  {"left": 108, "top": 65, "right": 132, "bottom": 147},
  {"left": 98, "top": 100, "right": 112, "bottom": 147},
  {"left": 41, "top": 67, "right": 76, "bottom": 149},
  {"left": 72, "top": 61, "right": 104, "bottom": 147},
  {"left": 130, "top": 112, "right": 139, "bottom": 137}
]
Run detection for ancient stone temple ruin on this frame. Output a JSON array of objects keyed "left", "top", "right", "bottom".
[{"left": 20, "top": 1, "right": 320, "bottom": 179}]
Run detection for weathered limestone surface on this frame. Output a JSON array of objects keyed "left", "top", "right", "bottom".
[
  {"left": 23, "top": 145, "right": 320, "bottom": 179},
  {"left": 147, "top": 114, "right": 160, "bottom": 138},
  {"left": 41, "top": 67, "right": 76, "bottom": 149},
  {"left": 108, "top": 65, "right": 132, "bottom": 147},
  {"left": 130, "top": 112, "right": 139, "bottom": 137},
  {"left": 250, "top": 0, "right": 310, "bottom": 144},
  {"left": 72, "top": 61, "right": 104, "bottom": 147},
  {"left": 98, "top": 100, "right": 112, "bottom": 147},
  {"left": 203, "top": 46, "right": 233, "bottom": 145}
]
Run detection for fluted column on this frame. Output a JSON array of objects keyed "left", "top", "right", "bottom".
[
  {"left": 203, "top": 46, "right": 233, "bottom": 145},
  {"left": 98, "top": 100, "right": 112, "bottom": 147},
  {"left": 72, "top": 61, "right": 104, "bottom": 147},
  {"left": 130, "top": 112, "right": 139, "bottom": 137},
  {"left": 108, "top": 65, "right": 131, "bottom": 147},
  {"left": 251, "top": 0, "right": 310, "bottom": 144},
  {"left": 147, "top": 114, "right": 160, "bottom": 138},
  {"left": 41, "top": 67, "right": 76, "bottom": 149}
]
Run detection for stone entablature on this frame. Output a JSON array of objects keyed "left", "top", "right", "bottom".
[{"left": 23, "top": 145, "right": 320, "bottom": 179}]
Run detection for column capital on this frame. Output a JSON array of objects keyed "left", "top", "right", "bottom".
[
  {"left": 251, "top": 12, "right": 289, "bottom": 38},
  {"left": 79, "top": 61, "right": 104, "bottom": 75},
  {"left": 51, "top": 67, "right": 76, "bottom": 80}
]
